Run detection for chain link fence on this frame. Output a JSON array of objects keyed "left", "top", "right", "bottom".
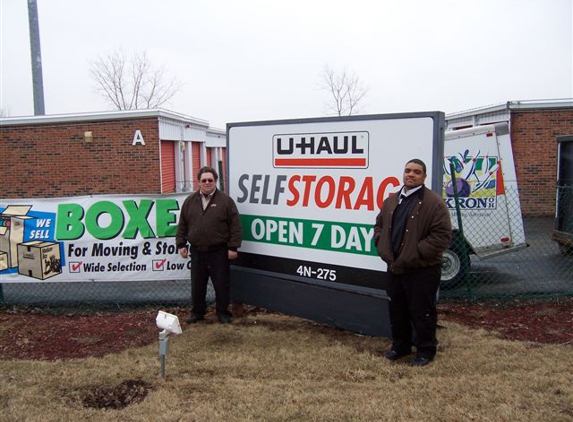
[
  {"left": 440, "top": 185, "right": 573, "bottom": 300},
  {"left": 1, "top": 187, "right": 572, "bottom": 307},
  {"left": 0, "top": 279, "right": 194, "bottom": 308}
]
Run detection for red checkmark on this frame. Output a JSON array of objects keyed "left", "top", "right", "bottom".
[
  {"left": 72, "top": 262, "right": 82, "bottom": 271},
  {"left": 155, "top": 259, "right": 167, "bottom": 270}
]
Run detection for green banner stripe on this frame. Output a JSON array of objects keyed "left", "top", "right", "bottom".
[{"left": 240, "top": 214, "right": 377, "bottom": 256}]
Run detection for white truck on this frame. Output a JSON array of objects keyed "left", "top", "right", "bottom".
[{"left": 441, "top": 123, "right": 528, "bottom": 286}]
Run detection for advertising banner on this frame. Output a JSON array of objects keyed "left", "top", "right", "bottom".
[
  {"left": 0, "top": 194, "right": 189, "bottom": 283},
  {"left": 228, "top": 112, "right": 444, "bottom": 290}
]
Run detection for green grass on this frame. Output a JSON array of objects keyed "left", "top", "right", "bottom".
[{"left": 1, "top": 313, "right": 572, "bottom": 422}]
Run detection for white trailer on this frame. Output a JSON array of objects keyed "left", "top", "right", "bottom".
[{"left": 441, "top": 123, "right": 528, "bottom": 285}]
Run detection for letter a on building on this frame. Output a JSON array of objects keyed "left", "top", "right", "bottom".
[{"left": 132, "top": 130, "right": 145, "bottom": 146}]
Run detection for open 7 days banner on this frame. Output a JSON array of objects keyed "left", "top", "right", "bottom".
[
  {"left": 228, "top": 112, "right": 444, "bottom": 289},
  {"left": 0, "top": 194, "right": 190, "bottom": 283}
]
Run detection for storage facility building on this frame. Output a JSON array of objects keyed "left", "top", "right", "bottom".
[{"left": 1, "top": 109, "right": 226, "bottom": 199}]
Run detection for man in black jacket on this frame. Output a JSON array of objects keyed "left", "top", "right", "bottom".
[
  {"left": 374, "top": 159, "right": 451, "bottom": 366},
  {"left": 176, "top": 166, "right": 242, "bottom": 324}
]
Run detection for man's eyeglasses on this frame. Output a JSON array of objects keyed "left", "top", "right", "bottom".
[{"left": 200, "top": 178, "right": 214, "bottom": 183}]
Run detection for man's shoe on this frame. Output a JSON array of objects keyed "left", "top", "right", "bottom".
[
  {"left": 186, "top": 315, "right": 204, "bottom": 324},
  {"left": 411, "top": 356, "right": 432, "bottom": 367},
  {"left": 384, "top": 350, "right": 411, "bottom": 361},
  {"left": 218, "top": 314, "right": 231, "bottom": 324}
]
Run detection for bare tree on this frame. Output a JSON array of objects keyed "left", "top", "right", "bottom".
[
  {"left": 89, "top": 50, "right": 180, "bottom": 110},
  {"left": 320, "top": 64, "right": 369, "bottom": 116}
]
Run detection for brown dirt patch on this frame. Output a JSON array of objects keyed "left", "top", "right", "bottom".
[
  {"left": 81, "top": 379, "right": 153, "bottom": 410},
  {"left": 0, "top": 308, "right": 162, "bottom": 361},
  {"left": 0, "top": 298, "right": 571, "bottom": 362},
  {"left": 438, "top": 297, "right": 573, "bottom": 344}
]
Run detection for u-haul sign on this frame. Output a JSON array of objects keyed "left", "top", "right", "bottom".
[
  {"left": 273, "top": 131, "right": 369, "bottom": 168},
  {"left": 228, "top": 113, "right": 444, "bottom": 290}
]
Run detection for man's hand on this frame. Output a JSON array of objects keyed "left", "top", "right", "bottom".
[
  {"left": 228, "top": 250, "right": 238, "bottom": 260},
  {"left": 179, "top": 246, "right": 189, "bottom": 259}
]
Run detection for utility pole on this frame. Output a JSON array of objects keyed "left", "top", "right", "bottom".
[{"left": 27, "top": 0, "right": 45, "bottom": 115}]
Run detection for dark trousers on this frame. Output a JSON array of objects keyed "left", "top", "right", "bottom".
[
  {"left": 190, "top": 247, "right": 231, "bottom": 318},
  {"left": 387, "top": 265, "right": 441, "bottom": 358}
]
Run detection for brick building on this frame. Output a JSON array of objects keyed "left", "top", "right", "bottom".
[
  {"left": 0, "top": 109, "right": 226, "bottom": 199},
  {"left": 446, "top": 99, "right": 573, "bottom": 216},
  {"left": 2, "top": 101, "right": 572, "bottom": 217}
]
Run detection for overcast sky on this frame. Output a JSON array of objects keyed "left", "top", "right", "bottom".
[{"left": 1, "top": 0, "right": 571, "bottom": 129}]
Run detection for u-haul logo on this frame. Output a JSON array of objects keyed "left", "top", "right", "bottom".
[{"left": 273, "top": 131, "right": 369, "bottom": 168}]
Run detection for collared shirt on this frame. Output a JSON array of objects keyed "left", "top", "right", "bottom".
[
  {"left": 399, "top": 185, "right": 423, "bottom": 204},
  {"left": 200, "top": 189, "right": 216, "bottom": 210},
  {"left": 392, "top": 185, "right": 423, "bottom": 256}
]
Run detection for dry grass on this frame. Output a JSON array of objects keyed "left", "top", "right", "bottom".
[{"left": 0, "top": 313, "right": 572, "bottom": 422}]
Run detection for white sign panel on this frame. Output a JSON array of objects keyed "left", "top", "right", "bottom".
[{"left": 228, "top": 113, "right": 444, "bottom": 288}]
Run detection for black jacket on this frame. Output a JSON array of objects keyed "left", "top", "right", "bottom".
[
  {"left": 176, "top": 189, "right": 242, "bottom": 250},
  {"left": 374, "top": 186, "right": 451, "bottom": 274}
]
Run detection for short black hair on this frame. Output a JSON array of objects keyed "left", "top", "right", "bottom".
[
  {"left": 197, "top": 166, "right": 219, "bottom": 181},
  {"left": 406, "top": 158, "right": 427, "bottom": 174}
]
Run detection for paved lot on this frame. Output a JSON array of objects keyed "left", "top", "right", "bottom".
[{"left": 444, "top": 217, "right": 573, "bottom": 297}]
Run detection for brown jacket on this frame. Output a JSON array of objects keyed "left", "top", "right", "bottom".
[
  {"left": 374, "top": 186, "right": 451, "bottom": 274},
  {"left": 176, "top": 189, "right": 242, "bottom": 250}
]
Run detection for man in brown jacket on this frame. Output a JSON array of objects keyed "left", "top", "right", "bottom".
[
  {"left": 176, "top": 166, "right": 242, "bottom": 324},
  {"left": 374, "top": 159, "right": 451, "bottom": 366}
]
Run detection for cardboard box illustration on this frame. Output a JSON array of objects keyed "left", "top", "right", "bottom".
[
  {"left": 0, "top": 251, "right": 7, "bottom": 271},
  {"left": 17, "top": 241, "right": 62, "bottom": 280},
  {"left": 0, "top": 205, "right": 34, "bottom": 269}
]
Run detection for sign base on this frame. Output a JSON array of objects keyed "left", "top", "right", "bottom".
[{"left": 230, "top": 267, "right": 391, "bottom": 337}]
